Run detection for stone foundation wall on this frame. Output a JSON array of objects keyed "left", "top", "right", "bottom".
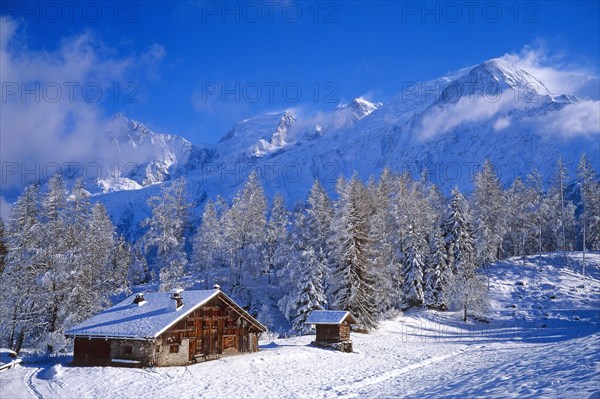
[{"left": 155, "top": 338, "right": 190, "bottom": 366}]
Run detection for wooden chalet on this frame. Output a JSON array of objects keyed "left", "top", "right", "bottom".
[
  {"left": 65, "top": 287, "right": 266, "bottom": 367},
  {"left": 305, "top": 310, "right": 356, "bottom": 352}
]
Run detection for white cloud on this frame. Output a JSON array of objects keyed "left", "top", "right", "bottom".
[
  {"left": 0, "top": 18, "right": 165, "bottom": 192},
  {"left": 416, "top": 93, "right": 528, "bottom": 140},
  {"left": 415, "top": 44, "right": 599, "bottom": 141},
  {"left": 493, "top": 117, "right": 511, "bottom": 131},
  {"left": 536, "top": 100, "right": 600, "bottom": 139},
  {"left": 498, "top": 45, "right": 599, "bottom": 99}
]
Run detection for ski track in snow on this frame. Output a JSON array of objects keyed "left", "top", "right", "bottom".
[
  {"left": 25, "top": 368, "right": 43, "bottom": 399},
  {"left": 330, "top": 345, "right": 479, "bottom": 398},
  {"left": 1, "top": 253, "right": 599, "bottom": 399}
]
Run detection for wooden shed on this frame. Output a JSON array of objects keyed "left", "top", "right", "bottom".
[
  {"left": 305, "top": 310, "right": 356, "bottom": 352},
  {"left": 65, "top": 287, "right": 266, "bottom": 367}
]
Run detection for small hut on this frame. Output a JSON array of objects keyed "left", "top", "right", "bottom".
[
  {"left": 305, "top": 310, "right": 356, "bottom": 352},
  {"left": 65, "top": 287, "right": 266, "bottom": 367}
]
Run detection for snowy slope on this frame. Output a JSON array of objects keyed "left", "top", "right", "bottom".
[
  {"left": 5, "top": 56, "right": 595, "bottom": 237},
  {"left": 2, "top": 252, "right": 598, "bottom": 399},
  {"left": 76, "top": 57, "right": 597, "bottom": 239}
]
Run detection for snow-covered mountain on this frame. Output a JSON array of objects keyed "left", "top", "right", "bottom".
[
  {"left": 94, "top": 114, "right": 195, "bottom": 193},
  {"left": 32, "top": 57, "right": 600, "bottom": 235}
]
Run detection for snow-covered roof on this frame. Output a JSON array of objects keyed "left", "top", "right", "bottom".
[
  {"left": 65, "top": 289, "right": 265, "bottom": 340},
  {"left": 305, "top": 311, "right": 355, "bottom": 325}
]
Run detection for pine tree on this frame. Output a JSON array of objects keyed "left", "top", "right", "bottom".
[
  {"left": 39, "top": 174, "right": 69, "bottom": 351},
  {"left": 142, "top": 178, "right": 192, "bottom": 291},
  {"left": 442, "top": 187, "right": 476, "bottom": 275},
  {"left": 401, "top": 224, "right": 426, "bottom": 307},
  {"left": 442, "top": 187, "right": 486, "bottom": 321},
  {"left": 524, "top": 169, "right": 549, "bottom": 257},
  {"left": 112, "top": 235, "right": 133, "bottom": 291},
  {"left": 578, "top": 154, "right": 600, "bottom": 253},
  {"left": 545, "top": 159, "right": 577, "bottom": 257},
  {"left": 265, "top": 194, "right": 290, "bottom": 284},
  {"left": 306, "top": 180, "right": 334, "bottom": 253},
  {"left": 279, "top": 221, "right": 329, "bottom": 335},
  {"left": 424, "top": 225, "right": 450, "bottom": 309},
  {"left": 64, "top": 203, "right": 123, "bottom": 337},
  {"left": 0, "top": 183, "right": 42, "bottom": 352},
  {"left": 0, "top": 218, "right": 7, "bottom": 274},
  {"left": 329, "top": 174, "right": 377, "bottom": 330},
  {"left": 472, "top": 160, "right": 507, "bottom": 265},
  {"left": 130, "top": 245, "right": 150, "bottom": 285},
  {"left": 223, "top": 171, "right": 267, "bottom": 285},
  {"left": 192, "top": 200, "right": 223, "bottom": 287},
  {"left": 64, "top": 178, "right": 91, "bottom": 249},
  {"left": 368, "top": 169, "right": 401, "bottom": 314}
]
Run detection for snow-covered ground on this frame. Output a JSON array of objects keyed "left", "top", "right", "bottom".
[{"left": 2, "top": 252, "right": 599, "bottom": 399}]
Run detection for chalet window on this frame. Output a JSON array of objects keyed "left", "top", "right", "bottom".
[
  {"left": 121, "top": 346, "right": 133, "bottom": 355},
  {"left": 169, "top": 345, "right": 179, "bottom": 353}
]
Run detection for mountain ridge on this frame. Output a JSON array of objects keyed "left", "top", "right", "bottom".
[{"left": 9, "top": 57, "right": 600, "bottom": 237}]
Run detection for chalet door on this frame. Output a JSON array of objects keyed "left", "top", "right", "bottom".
[
  {"left": 200, "top": 309, "right": 219, "bottom": 356},
  {"left": 77, "top": 338, "right": 110, "bottom": 366}
]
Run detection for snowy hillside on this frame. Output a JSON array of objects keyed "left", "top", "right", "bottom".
[
  {"left": 71, "top": 56, "right": 598, "bottom": 238},
  {"left": 2, "top": 252, "right": 598, "bottom": 399}
]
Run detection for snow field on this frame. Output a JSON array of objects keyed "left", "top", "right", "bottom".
[{"left": 1, "top": 252, "right": 598, "bottom": 399}]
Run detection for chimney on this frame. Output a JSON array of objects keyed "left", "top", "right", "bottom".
[
  {"left": 170, "top": 288, "right": 184, "bottom": 311},
  {"left": 213, "top": 284, "right": 221, "bottom": 290},
  {"left": 133, "top": 293, "right": 146, "bottom": 306}
]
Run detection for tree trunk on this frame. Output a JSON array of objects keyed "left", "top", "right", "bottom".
[
  {"left": 582, "top": 222, "right": 586, "bottom": 277},
  {"left": 15, "top": 330, "right": 25, "bottom": 354},
  {"left": 463, "top": 302, "right": 468, "bottom": 322}
]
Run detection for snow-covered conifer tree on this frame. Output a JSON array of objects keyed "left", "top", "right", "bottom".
[
  {"left": 400, "top": 224, "right": 426, "bottom": 307},
  {"left": 142, "top": 178, "right": 192, "bottom": 291},
  {"left": 223, "top": 171, "right": 267, "bottom": 285},
  {"left": 442, "top": 187, "right": 487, "bottom": 321},
  {"left": 368, "top": 169, "right": 401, "bottom": 314},
  {"left": 282, "top": 244, "right": 328, "bottom": 334},
  {"left": 192, "top": 200, "right": 223, "bottom": 286},
  {"left": 329, "top": 174, "right": 377, "bottom": 330},
  {"left": 577, "top": 154, "right": 600, "bottom": 252},
  {"left": 0, "top": 183, "right": 41, "bottom": 352},
  {"left": 442, "top": 187, "right": 476, "bottom": 275},
  {"left": 0, "top": 219, "right": 7, "bottom": 274},
  {"left": 424, "top": 225, "right": 450, "bottom": 309},
  {"left": 472, "top": 160, "right": 507, "bottom": 265},
  {"left": 545, "top": 159, "right": 577, "bottom": 254},
  {"left": 265, "top": 194, "right": 290, "bottom": 284}
]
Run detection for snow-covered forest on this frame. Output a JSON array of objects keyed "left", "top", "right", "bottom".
[{"left": 1, "top": 155, "right": 599, "bottom": 354}]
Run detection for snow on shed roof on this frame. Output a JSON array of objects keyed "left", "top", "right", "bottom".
[
  {"left": 65, "top": 290, "right": 266, "bottom": 340},
  {"left": 305, "top": 310, "right": 355, "bottom": 325}
]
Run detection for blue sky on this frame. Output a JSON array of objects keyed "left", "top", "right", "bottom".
[{"left": 1, "top": 0, "right": 599, "bottom": 144}]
